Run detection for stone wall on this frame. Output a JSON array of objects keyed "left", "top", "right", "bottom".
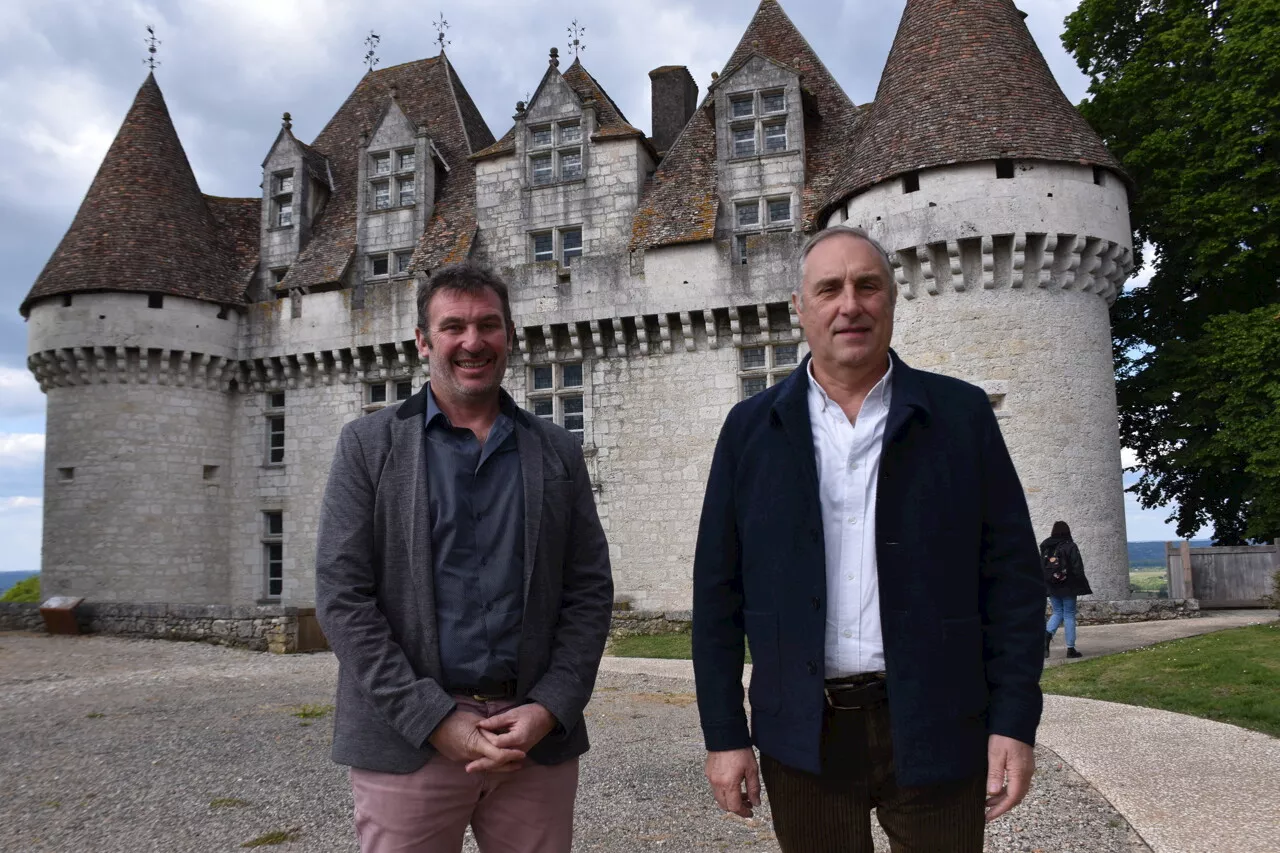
[
  {"left": 0, "top": 602, "right": 327, "bottom": 653},
  {"left": 1073, "top": 598, "right": 1200, "bottom": 625}
]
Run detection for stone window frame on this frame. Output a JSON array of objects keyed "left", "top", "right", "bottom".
[
  {"left": 363, "top": 378, "right": 415, "bottom": 414},
  {"left": 738, "top": 341, "right": 801, "bottom": 399},
  {"left": 728, "top": 88, "right": 789, "bottom": 160},
  {"left": 271, "top": 169, "right": 294, "bottom": 228},
  {"left": 262, "top": 510, "right": 284, "bottom": 601},
  {"left": 732, "top": 194, "right": 796, "bottom": 264},
  {"left": 368, "top": 148, "right": 416, "bottom": 211},
  {"left": 264, "top": 391, "right": 286, "bottom": 467},
  {"left": 527, "top": 363, "right": 586, "bottom": 442},
  {"left": 529, "top": 226, "right": 584, "bottom": 266},
  {"left": 528, "top": 120, "right": 585, "bottom": 186},
  {"left": 366, "top": 251, "right": 414, "bottom": 281},
  {"left": 270, "top": 267, "right": 289, "bottom": 288}
]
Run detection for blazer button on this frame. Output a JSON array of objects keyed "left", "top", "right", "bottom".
[
  {"left": 811, "top": 597, "right": 821, "bottom": 611},
  {"left": 807, "top": 661, "right": 817, "bottom": 676}
]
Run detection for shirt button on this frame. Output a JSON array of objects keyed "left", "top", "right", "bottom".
[
  {"left": 846, "top": 573, "right": 854, "bottom": 581},
  {"left": 848, "top": 517, "right": 857, "bottom": 525},
  {"left": 848, "top": 461, "right": 858, "bottom": 471},
  {"left": 843, "top": 630, "right": 852, "bottom": 639}
]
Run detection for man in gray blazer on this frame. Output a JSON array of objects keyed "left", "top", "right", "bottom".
[{"left": 316, "top": 263, "right": 613, "bottom": 853}]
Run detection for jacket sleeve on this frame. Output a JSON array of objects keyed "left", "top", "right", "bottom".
[
  {"left": 692, "top": 418, "right": 751, "bottom": 752},
  {"left": 526, "top": 439, "right": 614, "bottom": 733},
  {"left": 975, "top": 397, "right": 1046, "bottom": 747},
  {"left": 1069, "top": 541, "right": 1086, "bottom": 580},
  {"left": 315, "top": 422, "right": 456, "bottom": 748}
]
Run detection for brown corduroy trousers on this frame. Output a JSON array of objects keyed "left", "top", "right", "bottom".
[{"left": 759, "top": 700, "right": 986, "bottom": 853}]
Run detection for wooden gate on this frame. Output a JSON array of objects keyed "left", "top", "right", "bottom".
[{"left": 1165, "top": 540, "right": 1279, "bottom": 608}]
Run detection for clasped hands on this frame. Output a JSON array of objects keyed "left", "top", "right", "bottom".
[{"left": 428, "top": 702, "right": 556, "bottom": 773}]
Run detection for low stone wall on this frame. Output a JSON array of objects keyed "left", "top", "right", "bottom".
[
  {"left": 0, "top": 602, "right": 43, "bottom": 632},
  {"left": 0, "top": 601, "right": 328, "bottom": 654},
  {"left": 609, "top": 609, "right": 692, "bottom": 638},
  {"left": 1069, "top": 598, "right": 1200, "bottom": 625}
]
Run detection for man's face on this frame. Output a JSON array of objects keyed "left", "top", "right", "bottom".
[
  {"left": 414, "top": 287, "right": 512, "bottom": 403},
  {"left": 793, "top": 234, "right": 895, "bottom": 376}
]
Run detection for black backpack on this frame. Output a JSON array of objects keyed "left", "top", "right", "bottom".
[{"left": 1041, "top": 542, "right": 1069, "bottom": 586}]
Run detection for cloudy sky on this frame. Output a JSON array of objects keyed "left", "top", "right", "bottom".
[{"left": 0, "top": 0, "right": 1203, "bottom": 576}]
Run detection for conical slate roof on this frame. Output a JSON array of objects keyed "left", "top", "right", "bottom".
[
  {"left": 22, "top": 74, "right": 247, "bottom": 314},
  {"left": 821, "top": 0, "right": 1123, "bottom": 218}
]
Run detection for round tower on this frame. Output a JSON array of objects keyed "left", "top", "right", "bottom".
[
  {"left": 21, "top": 74, "right": 250, "bottom": 604},
  {"left": 820, "top": 0, "right": 1134, "bottom": 599}
]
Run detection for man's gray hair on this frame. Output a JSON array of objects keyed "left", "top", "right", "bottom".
[{"left": 797, "top": 225, "right": 899, "bottom": 301}]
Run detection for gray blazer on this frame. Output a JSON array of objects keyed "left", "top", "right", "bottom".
[{"left": 315, "top": 384, "right": 613, "bottom": 773}]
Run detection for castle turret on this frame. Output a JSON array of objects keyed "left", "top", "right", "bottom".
[
  {"left": 22, "top": 73, "right": 258, "bottom": 604},
  {"left": 821, "top": 0, "right": 1135, "bottom": 598}
]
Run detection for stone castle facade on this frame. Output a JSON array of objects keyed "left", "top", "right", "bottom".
[{"left": 22, "top": 0, "right": 1135, "bottom": 611}]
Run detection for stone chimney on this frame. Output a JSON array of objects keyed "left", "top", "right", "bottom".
[{"left": 648, "top": 65, "right": 698, "bottom": 156}]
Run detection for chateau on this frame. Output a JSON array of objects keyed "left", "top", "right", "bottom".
[{"left": 22, "top": 0, "right": 1135, "bottom": 612}]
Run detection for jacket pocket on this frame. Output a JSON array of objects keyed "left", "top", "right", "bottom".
[
  {"left": 941, "top": 615, "right": 988, "bottom": 718},
  {"left": 743, "top": 610, "right": 782, "bottom": 715}
]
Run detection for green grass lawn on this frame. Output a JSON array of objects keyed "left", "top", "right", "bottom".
[
  {"left": 610, "top": 632, "right": 753, "bottom": 663},
  {"left": 1041, "top": 623, "right": 1280, "bottom": 737},
  {"left": 1128, "top": 570, "right": 1168, "bottom": 595}
]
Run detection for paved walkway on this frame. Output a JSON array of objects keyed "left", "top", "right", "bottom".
[{"left": 602, "top": 609, "right": 1280, "bottom": 853}]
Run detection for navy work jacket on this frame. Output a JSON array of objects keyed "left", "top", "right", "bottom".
[{"left": 692, "top": 351, "right": 1045, "bottom": 787}]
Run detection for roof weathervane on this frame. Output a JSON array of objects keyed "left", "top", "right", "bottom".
[
  {"left": 143, "top": 25, "right": 161, "bottom": 71},
  {"left": 567, "top": 20, "right": 586, "bottom": 59},
  {"left": 434, "top": 13, "right": 450, "bottom": 51},
  {"left": 363, "top": 31, "right": 381, "bottom": 71}
]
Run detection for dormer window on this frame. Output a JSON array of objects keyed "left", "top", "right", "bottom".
[
  {"left": 733, "top": 195, "right": 794, "bottom": 264},
  {"left": 368, "top": 149, "right": 416, "bottom": 210},
  {"left": 370, "top": 255, "right": 389, "bottom": 277},
  {"left": 728, "top": 89, "right": 790, "bottom": 159},
  {"left": 272, "top": 170, "right": 294, "bottom": 227},
  {"left": 528, "top": 121, "right": 585, "bottom": 185},
  {"left": 396, "top": 251, "right": 413, "bottom": 274}
]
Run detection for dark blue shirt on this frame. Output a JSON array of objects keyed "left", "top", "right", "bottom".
[{"left": 425, "top": 386, "right": 525, "bottom": 691}]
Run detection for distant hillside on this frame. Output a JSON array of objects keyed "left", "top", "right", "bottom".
[
  {"left": 0, "top": 571, "right": 39, "bottom": 596},
  {"left": 1128, "top": 540, "right": 1214, "bottom": 570}
]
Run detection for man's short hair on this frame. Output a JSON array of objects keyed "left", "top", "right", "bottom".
[
  {"left": 798, "top": 225, "right": 898, "bottom": 299},
  {"left": 417, "top": 263, "right": 515, "bottom": 333}
]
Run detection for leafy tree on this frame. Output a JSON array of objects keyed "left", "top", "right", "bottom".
[
  {"left": 1, "top": 575, "right": 40, "bottom": 603},
  {"left": 1063, "top": 0, "right": 1280, "bottom": 543}
]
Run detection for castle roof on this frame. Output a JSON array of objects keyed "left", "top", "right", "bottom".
[
  {"left": 630, "top": 0, "right": 859, "bottom": 250},
  {"left": 287, "top": 53, "right": 496, "bottom": 285},
  {"left": 472, "top": 57, "right": 644, "bottom": 162},
  {"left": 820, "top": 0, "right": 1124, "bottom": 218},
  {"left": 21, "top": 74, "right": 255, "bottom": 315}
]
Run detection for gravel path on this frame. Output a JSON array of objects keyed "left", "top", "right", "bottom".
[{"left": 0, "top": 632, "right": 1150, "bottom": 852}]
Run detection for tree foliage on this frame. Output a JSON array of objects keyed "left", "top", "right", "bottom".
[
  {"left": 1, "top": 575, "right": 40, "bottom": 603},
  {"left": 1063, "top": 0, "right": 1280, "bottom": 543}
]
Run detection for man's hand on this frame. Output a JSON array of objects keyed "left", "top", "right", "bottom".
[
  {"left": 705, "top": 748, "right": 761, "bottom": 818},
  {"left": 985, "top": 734, "right": 1035, "bottom": 822},
  {"left": 428, "top": 709, "right": 527, "bottom": 774},
  {"left": 475, "top": 703, "right": 557, "bottom": 767}
]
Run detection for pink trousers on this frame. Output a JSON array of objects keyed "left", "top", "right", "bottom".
[{"left": 348, "top": 698, "right": 579, "bottom": 853}]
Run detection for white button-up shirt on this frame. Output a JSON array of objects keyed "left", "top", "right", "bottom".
[{"left": 807, "top": 358, "right": 893, "bottom": 678}]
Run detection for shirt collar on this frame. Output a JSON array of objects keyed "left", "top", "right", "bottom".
[
  {"left": 424, "top": 383, "right": 518, "bottom": 429},
  {"left": 806, "top": 355, "right": 894, "bottom": 414}
]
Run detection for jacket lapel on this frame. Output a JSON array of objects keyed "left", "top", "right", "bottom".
[
  {"left": 513, "top": 411, "right": 543, "bottom": 603},
  {"left": 882, "top": 349, "right": 930, "bottom": 449},
  {"left": 390, "top": 385, "right": 441, "bottom": 673},
  {"left": 772, "top": 356, "right": 821, "bottom": 507}
]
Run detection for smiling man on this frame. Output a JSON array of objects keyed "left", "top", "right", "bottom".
[
  {"left": 692, "top": 226, "right": 1046, "bottom": 852},
  {"left": 316, "top": 263, "right": 613, "bottom": 853}
]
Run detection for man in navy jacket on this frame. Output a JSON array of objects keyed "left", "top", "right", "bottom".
[{"left": 693, "top": 226, "right": 1045, "bottom": 852}]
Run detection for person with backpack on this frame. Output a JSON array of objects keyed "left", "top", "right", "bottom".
[{"left": 1041, "top": 521, "right": 1092, "bottom": 659}]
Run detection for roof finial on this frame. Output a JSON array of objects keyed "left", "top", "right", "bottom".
[
  {"left": 363, "top": 31, "right": 381, "bottom": 71},
  {"left": 282, "top": 112, "right": 292, "bottom": 132},
  {"left": 549, "top": 46, "right": 559, "bottom": 68},
  {"left": 143, "top": 25, "right": 161, "bottom": 71},
  {"left": 567, "top": 20, "right": 586, "bottom": 60},
  {"left": 434, "top": 12, "right": 450, "bottom": 51}
]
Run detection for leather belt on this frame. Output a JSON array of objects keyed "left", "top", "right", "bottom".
[
  {"left": 824, "top": 672, "right": 887, "bottom": 710},
  {"left": 452, "top": 682, "right": 517, "bottom": 702}
]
